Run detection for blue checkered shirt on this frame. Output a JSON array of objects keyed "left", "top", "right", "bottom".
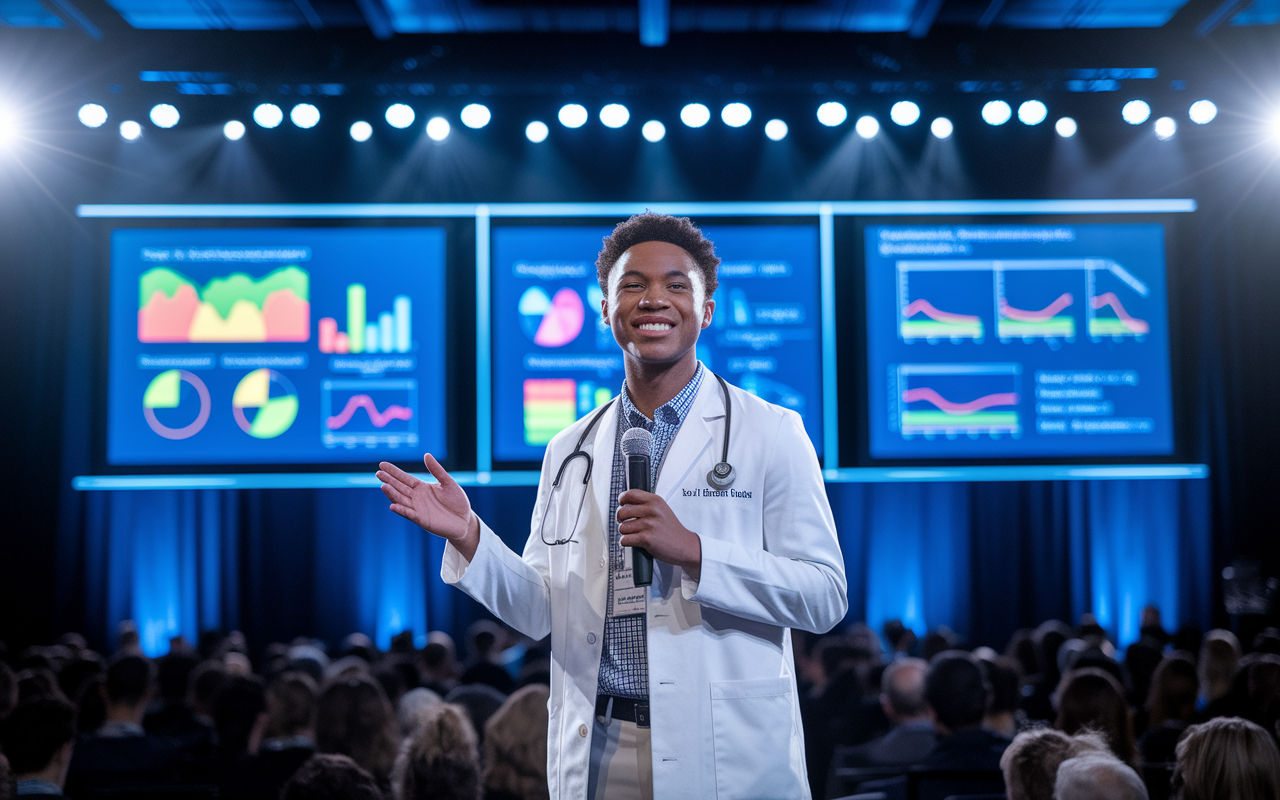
[{"left": 597, "top": 362, "right": 706, "bottom": 700}]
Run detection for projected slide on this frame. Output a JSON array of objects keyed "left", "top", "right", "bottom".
[
  {"left": 108, "top": 228, "right": 447, "bottom": 466},
  {"left": 866, "top": 223, "right": 1174, "bottom": 459},
  {"left": 492, "top": 224, "right": 823, "bottom": 462}
]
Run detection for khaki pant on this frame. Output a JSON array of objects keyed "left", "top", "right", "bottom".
[{"left": 587, "top": 712, "right": 654, "bottom": 800}]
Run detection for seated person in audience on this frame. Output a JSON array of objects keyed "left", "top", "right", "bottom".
[
  {"left": 1173, "top": 716, "right": 1280, "bottom": 800},
  {"left": 1000, "top": 727, "right": 1109, "bottom": 800},
  {"left": 316, "top": 673, "right": 401, "bottom": 794},
  {"left": 1197, "top": 629, "right": 1242, "bottom": 719},
  {"left": 1056, "top": 667, "right": 1139, "bottom": 768},
  {"left": 0, "top": 697, "right": 76, "bottom": 797},
  {"left": 1140, "top": 654, "right": 1199, "bottom": 765},
  {"left": 460, "top": 621, "right": 515, "bottom": 695},
  {"left": 66, "top": 654, "right": 179, "bottom": 793},
  {"left": 978, "top": 654, "right": 1023, "bottom": 737},
  {"left": 921, "top": 651, "right": 1011, "bottom": 771},
  {"left": 280, "top": 753, "right": 384, "bottom": 800},
  {"left": 142, "top": 650, "right": 200, "bottom": 741},
  {"left": 482, "top": 684, "right": 550, "bottom": 800},
  {"left": 1056, "top": 753, "right": 1149, "bottom": 800},
  {"left": 391, "top": 703, "right": 481, "bottom": 800},
  {"left": 839, "top": 657, "right": 935, "bottom": 767}
]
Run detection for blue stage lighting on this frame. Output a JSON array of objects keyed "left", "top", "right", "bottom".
[
  {"left": 526, "top": 121, "right": 549, "bottom": 142},
  {"left": 1055, "top": 117, "right": 1078, "bottom": 138},
  {"left": 385, "top": 104, "right": 414, "bottom": 129},
  {"left": 119, "top": 120, "right": 142, "bottom": 140},
  {"left": 149, "top": 104, "right": 179, "bottom": 128},
  {"left": 290, "top": 103, "right": 319, "bottom": 129},
  {"left": 642, "top": 120, "right": 665, "bottom": 142},
  {"left": 1189, "top": 100, "right": 1217, "bottom": 125},
  {"left": 721, "top": 102, "right": 751, "bottom": 127},
  {"left": 816, "top": 101, "right": 847, "bottom": 127},
  {"left": 890, "top": 101, "right": 920, "bottom": 126},
  {"left": 982, "top": 100, "right": 1012, "bottom": 126},
  {"left": 930, "top": 117, "right": 953, "bottom": 139},
  {"left": 78, "top": 103, "right": 107, "bottom": 128},
  {"left": 558, "top": 104, "right": 588, "bottom": 128},
  {"left": 254, "top": 103, "right": 284, "bottom": 129},
  {"left": 856, "top": 115, "right": 880, "bottom": 139},
  {"left": 600, "top": 103, "right": 630, "bottom": 128},
  {"left": 680, "top": 103, "right": 710, "bottom": 128},
  {"left": 426, "top": 117, "right": 450, "bottom": 141},
  {"left": 1018, "top": 100, "right": 1047, "bottom": 126},
  {"left": 1154, "top": 117, "right": 1177, "bottom": 140},
  {"left": 223, "top": 120, "right": 245, "bottom": 140},
  {"left": 1122, "top": 100, "right": 1151, "bottom": 125},
  {"left": 350, "top": 121, "right": 372, "bottom": 142},
  {"left": 764, "top": 119, "right": 788, "bottom": 141},
  {"left": 460, "top": 103, "right": 491, "bottom": 129}
]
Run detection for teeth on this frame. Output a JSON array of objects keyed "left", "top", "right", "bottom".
[{"left": 638, "top": 323, "right": 673, "bottom": 331}]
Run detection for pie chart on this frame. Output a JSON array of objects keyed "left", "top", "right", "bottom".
[
  {"left": 232, "top": 368, "right": 299, "bottom": 439},
  {"left": 143, "top": 369, "right": 211, "bottom": 440},
  {"left": 519, "top": 286, "right": 584, "bottom": 347}
]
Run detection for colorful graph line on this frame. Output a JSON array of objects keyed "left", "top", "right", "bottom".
[
  {"left": 902, "top": 387, "right": 1019, "bottom": 415},
  {"left": 326, "top": 394, "right": 414, "bottom": 430},
  {"left": 902, "top": 299, "right": 981, "bottom": 326},
  {"left": 998, "top": 293, "right": 1074, "bottom": 323},
  {"left": 1090, "top": 292, "right": 1150, "bottom": 334}
]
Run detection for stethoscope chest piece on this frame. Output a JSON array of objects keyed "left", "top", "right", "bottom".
[{"left": 706, "top": 461, "right": 735, "bottom": 490}]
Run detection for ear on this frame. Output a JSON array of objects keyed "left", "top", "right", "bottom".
[
  {"left": 701, "top": 299, "right": 715, "bottom": 330},
  {"left": 601, "top": 294, "right": 610, "bottom": 325}
]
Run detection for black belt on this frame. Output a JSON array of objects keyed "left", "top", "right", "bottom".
[{"left": 595, "top": 695, "right": 650, "bottom": 728}]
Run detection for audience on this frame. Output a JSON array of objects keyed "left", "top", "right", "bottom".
[
  {"left": 280, "top": 753, "right": 384, "bottom": 800},
  {"left": 1140, "top": 653, "right": 1199, "bottom": 764},
  {"left": 391, "top": 703, "right": 481, "bottom": 800},
  {"left": 1198, "top": 629, "right": 1242, "bottom": 718},
  {"left": 0, "top": 697, "right": 76, "bottom": 797},
  {"left": 482, "top": 685, "right": 550, "bottom": 800},
  {"left": 921, "top": 651, "right": 1010, "bottom": 771},
  {"left": 1173, "top": 716, "right": 1280, "bottom": 800},
  {"left": 0, "top": 753, "right": 11, "bottom": 800},
  {"left": 1000, "top": 727, "right": 1109, "bottom": 800},
  {"left": 838, "top": 657, "right": 935, "bottom": 767},
  {"left": 315, "top": 672, "right": 402, "bottom": 791},
  {"left": 1056, "top": 666, "right": 1140, "bottom": 768},
  {"left": 1056, "top": 753, "right": 1149, "bottom": 800}
]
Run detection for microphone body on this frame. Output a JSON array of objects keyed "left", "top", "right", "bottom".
[{"left": 620, "top": 428, "right": 655, "bottom": 587}]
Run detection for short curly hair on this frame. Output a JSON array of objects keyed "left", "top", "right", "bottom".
[{"left": 596, "top": 213, "right": 720, "bottom": 298}]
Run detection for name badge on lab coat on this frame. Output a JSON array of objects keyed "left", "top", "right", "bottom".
[{"left": 610, "top": 565, "right": 648, "bottom": 617}]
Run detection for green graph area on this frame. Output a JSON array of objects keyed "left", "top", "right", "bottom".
[
  {"left": 1089, "top": 318, "right": 1139, "bottom": 336},
  {"left": 247, "top": 396, "right": 299, "bottom": 439},
  {"left": 139, "top": 266, "right": 309, "bottom": 312},
  {"left": 902, "top": 410, "right": 1019, "bottom": 428},
  {"left": 524, "top": 407, "right": 575, "bottom": 446},
  {"left": 998, "top": 317, "right": 1075, "bottom": 338},
  {"left": 901, "top": 320, "right": 984, "bottom": 338},
  {"left": 143, "top": 370, "right": 182, "bottom": 408}
]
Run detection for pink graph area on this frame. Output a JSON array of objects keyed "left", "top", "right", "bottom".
[
  {"left": 534, "top": 289, "right": 585, "bottom": 347},
  {"left": 999, "top": 292, "right": 1074, "bottom": 322},
  {"left": 901, "top": 299, "right": 980, "bottom": 325},
  {"left": 902, "top": 387, "right": 1019, "bottom": 416},
  {"left": 1090, "top": 292, "right": 1150, "bottom": 333},
  {"left": 326, "top": 395, "right": 414, "bottom": 430}
]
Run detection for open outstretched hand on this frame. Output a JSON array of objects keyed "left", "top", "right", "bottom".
[{"left": 377, "top": 455, "right": 479, "bottom": 557}]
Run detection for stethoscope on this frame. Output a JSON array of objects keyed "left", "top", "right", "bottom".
[{"left": 539, "top": 373, "right": 736, "bottom": 547}]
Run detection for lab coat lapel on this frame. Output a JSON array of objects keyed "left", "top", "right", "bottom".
[
  {"left": 588, "top": 399, "right": 618, "bottom": 534},
  {"left": 654, "top": 377, "right": 718, "bottom": 499}
]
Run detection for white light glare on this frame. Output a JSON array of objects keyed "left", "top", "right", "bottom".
[
  {"left": 78, "top": 103, "right": 107, "bottom": 128},
  {"left": 721, "top": 102, "right": 751, "bottom": 127},
  {"left": 350, "top": 121, "right": 372, "bottom": 142},
  {"left": 223, "top": 120, "right": 245, "bottom": 140},
  {"left": 558, "top": 104, "right": 588, "bottom": 128},
  {"left": 385, "top": 104, "right": 415, "bottom": 129},
  {"left": 982, "top": 100, "right": 1012, "bottom": 126},
  {"left": 1122, "top": 100, "right": 1151, "bottom": 125},
  {"left": 119, "top": 120, "right": 142, "bottom": 141},
  {"left": 641, "top": 120, "right": 665, "bottom": 142},
  {"left": 930, "top": 117, "right": 954, "bottom": 139},
  {"left": 600, "top": 103, "right": 630, "bottom": 129},
  {"left": 764, "top": 119, "right": 788, "bottom": 141},
  {"left": 0, "top": 109, "right": 12, "bottom": 145},
  {"left": 426, "top": 116, "right": 450, "bottom": 141},
  {"left": 855, "top": 115, "right": 880, "bottom": 139},
  {"left": 1055, "top": 117, "right": 1078, "bottom": 138},
  {"left": 460, "top": 103, "right": 490, "bottom": 129},
  {"left": 290, "top": 103, "right": 319, "bottom": 128},
  {"left": 816, "top": 101, "right": 847, "bottom": 127},
  {"left": 1270, "top": 113, "right": 1280, "bottom": 141},
  {"left": 1189, "top": 100, "right": 1217, "bottom": 125},
  {"left": 1154, "top": 117, "right": 1177, "bottom": 140},
  {"left": 1018, "top": 100, "right": 1048, "bottom": 126},
  {"left": 680, "top": 103, "right": 711, "bottom": 128},
  {"left": 890, "top": 101, "right": 920, "bottom": 126},
  {"left": 525, "top": 121, "right": 549, "bottom": 143},
  {"left": 149, "top": 104, "right": 179, "bottom": 128},
  {"left": 254, "top": 103, "right": 284, "bottom": 129}
]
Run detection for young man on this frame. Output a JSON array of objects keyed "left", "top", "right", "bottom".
[{"left": 377, "top": 213, "right": 847, "bottom": 800}]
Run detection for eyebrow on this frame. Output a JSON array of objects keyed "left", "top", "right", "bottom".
[{"left": 618, "top": 269, "right": 692, "bottom": 281}]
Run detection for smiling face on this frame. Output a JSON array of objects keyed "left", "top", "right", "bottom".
[{"left": 602, "top": 240, "right": 714, "bottom": 370}]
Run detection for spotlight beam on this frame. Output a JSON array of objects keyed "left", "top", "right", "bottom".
[
  {"left": 639, "top": 0, "right": 669, "bottom": 46},
  {"left": 1195, "top": 0, "right": 1251, "bottom": 37},
  {"left": 908, "top": 0, "right": 946, "bottom": 38},
  {"left": 41, "top": 0, "right": 103, "bottom": 39},
  {"left": 976, "top": 0, "right": 1007, "bottom": 28},
  {"left": 352, "top": 0, "right": 393, "bottom": 40}
]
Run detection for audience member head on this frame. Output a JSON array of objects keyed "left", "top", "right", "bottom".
[
  {"left": 390, "top": 630, "right": 416, "bottom": 655},
  {"left": 398, "top": 687, "right": 443, "bottom": 735},
  {"left": 1147, "top": 653, "right": 1199, "bottom": 728},
  {"left": 189, "top": 659, "right": 227, "bottom": 719},
  {"left": 1247, "top": 655, "right": 1280, "bottom": 733},
  {"left": 215, "top": 674, "right": 267, "bottom": 756},
  {"left": 316, "top": 673, "right": 402, "bottom": 782},
  {"left": 0, "top": 697, "right": 76, "bottom": 788},
  {"left": 1254, "top": 628, "right": 1280, "bottom": 656},
  {"left": 1125, "top": 639, "right": 1164, "bottom": 707},
  {"left": 391, "top": 703, "right": 481, "bottom": 800},
  {"left": 924, "top": 651, "right": 988, "bottom": 735},
  {"left": 116, "top": 620, "right": 141, "bottom": 655},
  {"left": 1199, "top": 629, "right": 1242, "bottom": 703},
  {"left": 1005, "top": 629, "right": 1039, "bottom": 678},
  {"left": 1056, "top": 753, "right": 1149, "bottom": 800},
  {"left": 879, "top": 658, "right": 929, "bottom": 724},
  {"left": 339, "top": 632, "right": 377, "bottom": 664},
  {"left": 0, "top": 752, "right": 11, "bottom": 800},
  {"left": 1174, "top": 717, "right": 1280, "bottom": 800},
  {"left": 16, "top": 668, "right": 66, "bottom": 704},
  {"left": 1056, "top": 667, "right": 1137, "bottom": 767},
  {"left": 56, "top": 653, "right": 104, "bottom": 707},
  {"left": 483, "top": 685, "right": 550, "bottom": 800},
  {"left": 0, "top": 662, "right": 15, "bottom": 721},
  {"left": 465, "top": 621, "right": 502, "bottom": 665},
  {"left": 981, "top": 655, "right": 1022, "bottom": 735},
  {"left": 101, "top": 653, "right": 155, "bottom": 723},
  {"left": 1000, "top": 728, "right": 1109, "bottom": 800},
  {"left": 280, "top": 753, "right": 384, "bottom": 800},
  {"left": 883, "top": 619, "right": 917, "bottom": 655},
  {"left": 266, "top": 671, "right": 318, "bottom": 739},
  {"left": 921, "top": 626, "right": 958, "bottom": 662},
  {"left": 1034, "top": 620, "right": 1073, "bottom": 683},
  {"left": 444, "top": 683, "right": 508, "bottom": 746},
  {"left": 156, "top": 650, "right": 199, "bottom": 703}
]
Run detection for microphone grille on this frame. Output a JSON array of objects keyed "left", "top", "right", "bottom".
[{"left": 620, "top": 426, "right": 653, "bottom": 457}]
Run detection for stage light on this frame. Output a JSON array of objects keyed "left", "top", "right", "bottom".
[
  {"left": 1154, "top": 116, "right": 1177, "bottom": 140},
  {"left": 680, "top": 103, "right": 710, "bottom": 128},
  {"left": 641, "top": 120, "right": 665, "bottom": 142},
  {"left": 78, "top": 103, "right": 107, "bottom": 128},
  {"left": 223, "top": 120, "right": 245, "bottom": 141},
  {"left": 350, "top": 121, "right": 372, "bottom": 142},
  {"left": 558, "top": 104, "right": 588, "bottom": 128},
  {"left": 1189, "top": 100, "right": 1217, "bottom": 125},
  {"left": 982, "top": 100, "right": 1012, "bottom": 126},
  {"left": 1018, "top": 100, "right": 1047, "bottom": 126},
  {"left": 385, "top": 104, "right": 414, "bottom": 129},
  {"left": 721, "top": 102, "right": 751, "bottom": 127},
  {"left": 460, "top": 103, "right": 491, "bottom": 129},
  {"left": 600, "top": 103, "right": 630, "bottom": 129},
  {"left": 149, "top": 104, "right": 179, "bottom": 129},
  {"left": 0, "top": 110, "right": 14, "bottom": 145},
  {"left": 119, "top": 120, "right": 142, "bottom": 141},
  {"left": 764, "top": 119, "right": 788, "bottom": 141},
  {"left": 290, "top": 103, "right": 319, "bottom": 128},
  {"left": 254, "top": 103, "right": 284, "bottom": 129},
  {"left": 855, "top": 115, "right": 880, "bottom": 139},
  {"left": 1122, "top": 100, "right": 1151, "bottom": 125},
  {"left": 930, "top": 117, "right": 953, "bottom": 139},
  {"left": 1055, "top": 117, "right": 1078, "bottom": 138},
  {"left": 890, "top": 101, "right": 920, "bottom": 126},
  {"left": 426, "top": 116, "right": 450, "bottom": 141},
  {"left": 816, "top": 101, "right": 847, "bottom": 127},
  {"left": 526, "top": 121, "right": 549, "bottom": 142}
]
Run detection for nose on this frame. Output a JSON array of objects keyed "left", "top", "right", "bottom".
[{"left": 638, "top": 286, "right": 670, "bottom": 307}]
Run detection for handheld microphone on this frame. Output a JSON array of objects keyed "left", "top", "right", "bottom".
[{"left": 620, "top": 427, "right": 654, "bottom": 587}]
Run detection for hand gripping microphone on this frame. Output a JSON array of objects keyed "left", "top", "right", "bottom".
[{"left": 620, "top": 427, "right": 654, "bottom": 587}]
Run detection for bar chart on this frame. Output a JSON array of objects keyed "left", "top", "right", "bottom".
[{"left": 318, "top": 284, "right": 413, "bottom": 354}]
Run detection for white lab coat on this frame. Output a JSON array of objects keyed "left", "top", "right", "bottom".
[{"left": 443, "top": 375, "right": 847, "bottom": 799}]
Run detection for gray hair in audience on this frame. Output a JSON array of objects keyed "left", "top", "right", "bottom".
[
  {"left": 1056, "top": 753, "right": 1149, "bottom": 800},
  {"left": 397, "top": 687, "right": 443, "bottom": 735},
  {"left": 1000, "top": 727, "right": 1109, "bottom": 800},
  {"left": 880, "top": 657, "right": 929, "bottom": 717}
]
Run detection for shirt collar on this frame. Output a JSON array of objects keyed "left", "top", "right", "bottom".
[{"left": 620, "top": 361, "right": 704, "bottom": 429}]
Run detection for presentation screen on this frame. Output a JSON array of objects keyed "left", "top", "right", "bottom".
[
  {"left": 865, "top": 222, "right": 1174, "bottom": 459},
  {"left": 491, "top": 222, "right": 824, "bottom": 463},
  {"left": 107, "top": 227, "right": 448, "bottom": 466}
]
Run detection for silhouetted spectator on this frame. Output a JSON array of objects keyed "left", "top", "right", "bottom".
[
  {"left": 420, "top": 633, "right": 460, "bottom": 697},
  {"left": 143, "top": 650, "right": 201, "bottom": 740},
  {"left": 445, "top": 683, "right": 508, "bottom": 747},
  {"left": 980, "top": 655, "right": 1023, "bottom": 737},
  {"left": 1056, "top": 667, "right": 1139, "bottom": 768},
  {"left": 391, "top": 703, "right": 481, "bottom": 800},
  {"left": 280, "top": 753, "right": 383, "bottom": 800},
  {"left": 837, "top": 657, "right": 935, "bottom": 768},
  {"left": 1140, "top": 654, "right": 1198, "bottom": 765},
  {"left": 0, "top": 697, "right": 76, "bottom": 797},
  {"left": 1173, "top": 716, "right": 1280, "bottom": 800},
  {"left": 922, "top": 651, "right": 1010, "bottom": 771},
  {"left": 921, "top": 626, "right": 958, "bottom": 662},
  {"left": 0, "top": 752, "right": 12, "bottom": 800},
  {"left": 460, "top": 621, "right": 515, "bottom": 695},
  {"left": 1022, "top": 620, "right": 1072, "bottom": 721},
  {"left": 1197, "top": 629, "right": 1241, "bottom": 719},
  {"left": 1140, "top": 606, "right": 1171, "bottom": 647},
  {"left": 482, "top": 685, "right": 549, "bottom": 800},
  {"left": 316, "top": 673, "right": 401, "bottom": 791}
]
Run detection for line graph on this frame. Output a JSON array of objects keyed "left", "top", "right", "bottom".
[
  {"left": 321, "top": 379, "right": 418, "bottom": 449},
  {"left": 901, "top": 387, "right": 1020, "bottom": 415},
  {"left": 896, "top": 262, "right": 987, "bottom": 343},
  {"left": 895, "top": 363, "right": 1021, "bottom": 438},
  {"left": 1088, "top": 291, "right": 1150, "bottom": 338},
  {"left": 326, "top": 395, "right": 414, "bottom": 430},
  {"left": 900, "top": 299, "right": 984, "bottom": 340}
]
